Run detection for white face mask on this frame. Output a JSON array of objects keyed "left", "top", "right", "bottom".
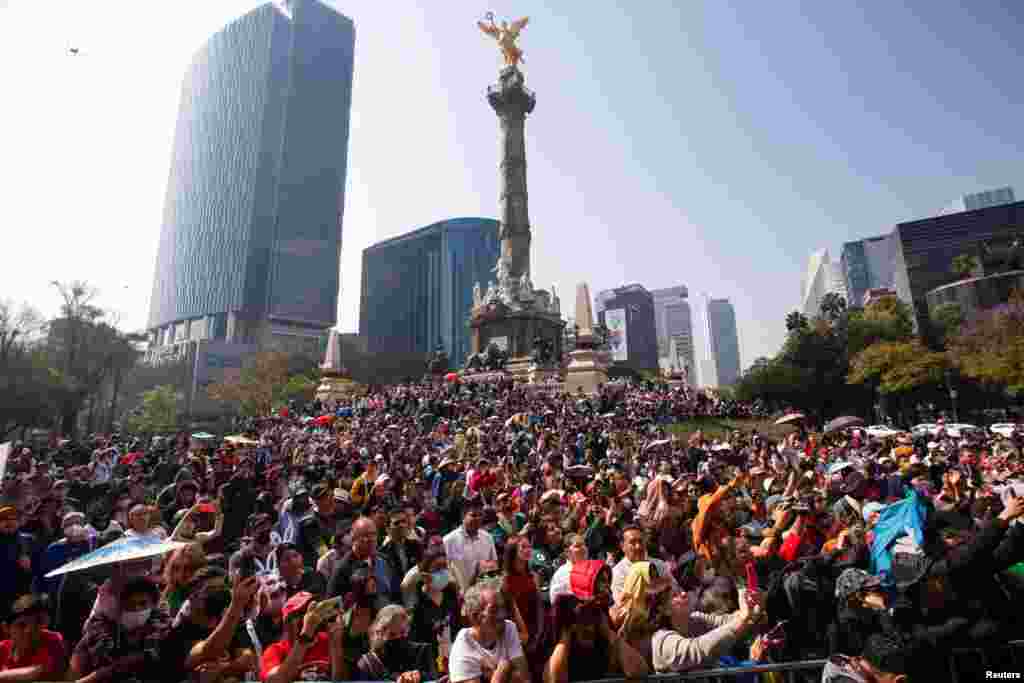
[{"left": 120, "top": 608, "right": 152, "bottom": 630}]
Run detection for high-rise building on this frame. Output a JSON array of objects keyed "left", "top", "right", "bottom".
[
  {"left": 801, "top": 249, "right": 847, "bottom": 318},
  {"left": 359, "top": 218, "right": 500, "bottom": 365},
  {"left": 892, "top": 199, "right": 1024, "bottom": 333},
  {"left": 701, "top": 296, "right": 741, "bottom": 388},
  {"left": 147, "top": 0, "right": 355, "bottom": 361},
  {"left": 595, "top": 284, "right": 659, "bottom": 371},
  {"left": 651, "top": 286, "right": 695, "bottom": 379},
  {"left": 841, "top": 235, "right": 897, "bottom": 308},
  {"left": 941, "top": 186, "right": 1016, "bottom": 215}
]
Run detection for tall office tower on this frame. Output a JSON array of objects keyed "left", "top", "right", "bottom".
[
  {"left": 801, "top": 248, "right": 848, "bottom": 318},
  {"left": 147, "top": 0, "right": 355, "bottom": 364},
  {"left": 700, "top": 296, "right": 741, "bottom": 388},
  {"left": 940, "top": 186, "right": 1016, "bottom": 215},
  {"left": 841, "top": 235, "right": 897, "bottom": 308},
  {"left": 359, "top": 218, "right": 501, "bottom": 365},
  {"left": 651, "top": 286, "right": 696, "bottom": 379},
  {"left": 891, "top": 198, "right": 1024, "bottom": 332},
  {"left": 595, "top": 284, "right": 659, "bottom": 371}
]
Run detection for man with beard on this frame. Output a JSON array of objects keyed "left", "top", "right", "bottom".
[
  {"left": 545, "top": 560, "right": 648, "bottom": 683},
  {"left": 0, "top": 504, "right": 34, "bottom": 621}
]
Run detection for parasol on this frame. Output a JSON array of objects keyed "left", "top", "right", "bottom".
[
  {"left": 45, "top": 535, "right": 186, "bottom": 578},
  {"left": 774, "top": 412, "right": 805, "bottom": 426},
  {"left": 644, "top": 439, "right": 671, "bottom": 451},
  {"left": 824, "top": 416, "right": 865, "bottom": 434},
  {"left": 445, "top": 372, "right": 459, "bottom": 382},
  {"left": 224, "top": 435, "right": 259, "bottom": 446}
]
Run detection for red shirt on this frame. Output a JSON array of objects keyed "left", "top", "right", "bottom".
[
  {"left": 0, "top": 630, "right": 65, "bottom": 676},
  {"left": 260, "top": 633, "right": 330, "bottom": 682}
]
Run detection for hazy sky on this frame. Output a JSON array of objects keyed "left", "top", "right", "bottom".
[{"left": 1, "top": 1, "right": 1021, "bottom": 368}]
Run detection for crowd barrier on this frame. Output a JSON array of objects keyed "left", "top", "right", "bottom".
[{"left": 34, "top": 640, "right": 1024, "bottom": 683}]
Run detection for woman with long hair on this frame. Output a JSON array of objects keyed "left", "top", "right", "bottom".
[
  {"left": 502, "top": 535, "right": 545, "bottom": 682},
  {"left": 160, "top": 543, "right": 206, "bottom": 619}
]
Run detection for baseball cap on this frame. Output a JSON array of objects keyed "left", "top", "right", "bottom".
[
  {"left": 282, "top": 591, "right": 314, "bottom": 621},
  {"left": 835, "top": 568, "right": 883, "bottom": 601}
]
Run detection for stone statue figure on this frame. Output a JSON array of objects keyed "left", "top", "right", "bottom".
[
  {"left": 485, "top": 281, "right": 498, "bottom": 304},
  {"left": 519, "top": 273, "right": 534, "bottom": 298},
  {"left": 531, "top": 335, "right": 553, "bottom": 366},
  {"left": 473, "top": 281, "right": 483, "bottom": 308},
  {"left": 477, "top": 13, "right": 529, "bottom": 67}
]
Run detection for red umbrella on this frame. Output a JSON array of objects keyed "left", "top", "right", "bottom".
[
  {"left": 445, "top": 372, "right": 459, "bottom": 382},
  {"left": 313, "top": 414, "right": 335, "bottom": 426}
]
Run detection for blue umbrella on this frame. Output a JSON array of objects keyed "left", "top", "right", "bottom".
[{"left": 45, "top": 534, "right": 186, "bottom": 578}]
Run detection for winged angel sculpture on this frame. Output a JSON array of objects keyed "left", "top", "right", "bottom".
[{"left": 478, "top": 13, "right": 529, "bottom": 67}]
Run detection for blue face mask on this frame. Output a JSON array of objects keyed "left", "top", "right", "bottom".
[{"left": 430, "top": 569, "right": 450, "bottom": 591}]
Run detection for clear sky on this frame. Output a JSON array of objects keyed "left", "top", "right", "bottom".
[{"left": 1, "top": 0, "right": 1021, "bottom": 368}]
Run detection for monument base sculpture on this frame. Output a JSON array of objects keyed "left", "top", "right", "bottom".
[
  {"left": 469, "top": 304, "right": 564, "bottom": 382},
  {"left": 564, "top": 347, "right": 609, "bottom": 394},
  {"left": 315, "top": 375, "right": 360, "bottom": 402}
]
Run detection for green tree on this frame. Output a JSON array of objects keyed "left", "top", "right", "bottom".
[
  {"left": 126, "top": 385, "right": 180, "bottom": 433},
  {"left": 848, "top": 340, "right": 948, "bottom": 394},
  {"left": 0, "top": 300, "right": 58, "bottom": 439},
  {"left": 949, "top": 291, "right": 1024, "bottom": 394},
  {"left": 207, "top": 351, "right": 292, "bottom": 416},
  {"left": 819, "top": 292, "right": 847, "bottom": 323},
  {"left": 931, "top": 302, "right": 965, "bottom": 347},
  {"left": 785, "top": 311, "right": 809, "bottom": 333},
  {"left": 951, "top": 253, "right": 979, "bottom": 280}
]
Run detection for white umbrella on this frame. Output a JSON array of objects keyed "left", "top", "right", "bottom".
[
  {"left": 45, "top": 535, "right": 186, "bottom": 578},
  {"left": 774, "top": 412, "right": 805, "bottom": 426},
  {"left": 644, "top": 439, "right": 671, "bottom": 451}
]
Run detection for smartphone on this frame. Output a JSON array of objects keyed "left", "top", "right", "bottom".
[{"left": 314, "top": 596, "right": 343, "bottom": 622}]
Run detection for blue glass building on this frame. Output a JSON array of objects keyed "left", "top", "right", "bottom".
[
  {"left": 359, "top": 218, "right": 501, "bottom": 365},
  {"left": 147, "top": 0, "right": 354, "bottom": 355}
]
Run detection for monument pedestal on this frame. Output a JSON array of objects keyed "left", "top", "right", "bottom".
[
  {"left": 527, "top": 365, "right": 562, "bottom": 385},
  {"left": 315, "top": 375, "right": 360, "bottom": 402},
  {"left": 469, "top": 303, "right": 565, "bottom": 383},
  {"left": 565, "top": 347, "right": 609, "bottom": 395}
]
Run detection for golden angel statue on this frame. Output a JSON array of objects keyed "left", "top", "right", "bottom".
[{"left": 478, "top": 13, "right": 529, "bottom": 67}]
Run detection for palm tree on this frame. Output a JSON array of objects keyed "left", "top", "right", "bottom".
[{"left": 786, "top": 311, "right": 809, "bottom": 333}]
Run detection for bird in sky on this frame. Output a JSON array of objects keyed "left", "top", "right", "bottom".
[{"left": 68, "top": 47, "right": 81, "bottom": 56}]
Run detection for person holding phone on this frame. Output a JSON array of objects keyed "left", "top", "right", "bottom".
[{"left": 259, "top": 592, "right": 347, "bottom": 683}]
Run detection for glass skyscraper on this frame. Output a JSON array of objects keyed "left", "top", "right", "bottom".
[
  {"left": 651, "top": 286, "right": 695, "bottom": 380},
  {"left": 841, "top": 235, "right": 897, "bottom": 308},
  {"left": 701, "top": 297, "right": 741, "bottom": 387},
  {"left": 147, "top": 0, "right": 355, "bottom": 356},
  {"left": 359, "top": 218, "right": 501, "bottom": 365}
]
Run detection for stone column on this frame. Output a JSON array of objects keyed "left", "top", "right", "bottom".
[{"left": 488, "top": 66, "right": 536, "bottom": 281}]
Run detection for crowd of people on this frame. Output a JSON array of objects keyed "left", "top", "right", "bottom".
[{"left": 2, "top": 377, "right": 1023, "bottom": 682}]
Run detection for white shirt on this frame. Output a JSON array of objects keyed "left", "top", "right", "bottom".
[
  {"left": 444, "top": 526, "right": 497, "bottom": 592},
  {"left": 611, "top": 556, "right": 678, "bottom": 605},
  {"left": 549, "top": 561, "right": 574, "bottom": 603},
  {"left": 449, "top": 620, "right": 524, "bottom": 683}
]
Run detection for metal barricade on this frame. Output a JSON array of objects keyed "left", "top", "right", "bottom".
[{"left": 575, "top": 659, "right": 828, "bottom": 683}]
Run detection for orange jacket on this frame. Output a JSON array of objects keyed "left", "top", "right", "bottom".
[{"left": 691, "top": 480, "right": 736, "bottom": 561}]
